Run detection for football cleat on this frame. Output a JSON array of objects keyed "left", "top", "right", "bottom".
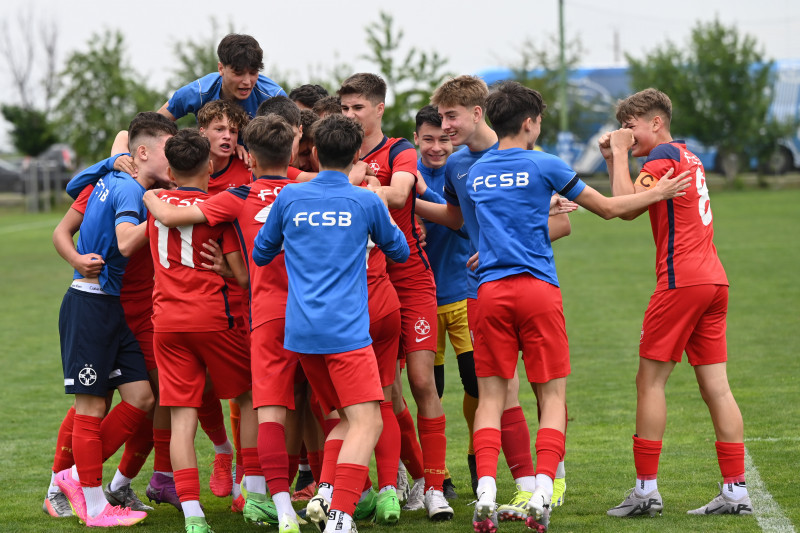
[
  {"left": 607, "top": 488, "right": 663, "bottom": 517},
  {"left": 43, "top": 489, "right": 74, "bottom": 518},
  {"left": 145, "top": 472, "right": 182, "bottom": 511},
  {"left": 374, "top": 488, "right": 401, "bottom": 525},
  {"left": 497, "top": 486, "right": 531, "bottom": 521},
  {"left": 104, "top": 482, "right": 153, "bottom": 511},
  {"left": 85, "top": 503, "right": 147, "bottom": 527},
  {"left": 687, "top": 483, "right": 752, "bottom": 515},
  {"left": 423, "top": 488, "right": 453, "bottom": 521},
  {"left": 209, "top": 452, "right": 234, "bottom": 497}
]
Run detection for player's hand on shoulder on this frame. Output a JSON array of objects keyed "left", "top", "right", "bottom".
[
  {"left": 653, "top": 167, "right": 692, "bottom": 200},
  {"left": 113, "top": 154, "right": 138, "bottom": 178},
  {"left": 235, "top": 144, "right": 249, "bottom": 164}
]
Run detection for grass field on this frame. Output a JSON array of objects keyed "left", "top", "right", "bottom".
[{"left": 1, "top": 189, "right": 798, "bottom": 533}]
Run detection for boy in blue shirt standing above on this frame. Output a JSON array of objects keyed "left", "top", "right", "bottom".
[
  {"left": 467, "top": 82, "right": 692, "bottom": 533},
  {"left": 158, "top": 33, "right": 286, "bottom": 122},
  {"left": 252, "top": 114, "right": 409, "bottom": 533}
]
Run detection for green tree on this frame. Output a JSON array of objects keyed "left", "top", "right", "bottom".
[
  {"left": 56, "top": 30, "right": 164, "bottom": 163},
  {"left": 1, "top": 105, "right": 57, "bottom": 157},
  {"left": 361, "top": 12, "right": 450, "bottom": 139},
  {"left": 627, "top": 19, "right": 780, "bottom": 180}
]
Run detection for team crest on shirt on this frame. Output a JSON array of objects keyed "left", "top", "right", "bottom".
[
  {"left": 414, "top": 318, "right": 431, "bottom": 336},
  {"left": 79, "top": 365, "right": 97, "bottom": 386},
  {"left": 368, "top": 161, "right": 381, "bottom": 174}
]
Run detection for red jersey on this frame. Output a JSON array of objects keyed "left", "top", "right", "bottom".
[
  {"left": 637, "top": 141, "right": 728, "bottom": 291},
  {"left": 72, "top": 186, "right": 154, "bottom": 299},
  {"left": 287, "top": 166, "right": 302, "bottom": 180},
  {"left": 208, "top": 156, "right": 252, "bottom": 195},
  {"left": 148, "top": 188, "right": 240, "bottom": 332},
  {"left": 198, "top": 175, "right": 297, "bottom": 329},
  {"left": 367, "top": 242, "right": 401, "bottom": 322},
  {"left": 362, "top": 136, "right": 430, "bottom": 281}
]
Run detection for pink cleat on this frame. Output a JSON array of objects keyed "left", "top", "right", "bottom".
[
  {"left": 54, "top": 468, "right": 88, "bottom": 522},
  {"left": 209, "top": 453, "right": 233, "bottom": 497},
  {"left": 85, "top": 503, "right": 147, "bottom": 527}
]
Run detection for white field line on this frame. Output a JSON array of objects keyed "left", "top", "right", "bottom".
[
  {"left": 745, "top": 437, "right": 800, "bottom": 443},
  {"left": 745, "top": 447, "right": 796, "bottom": 532}
]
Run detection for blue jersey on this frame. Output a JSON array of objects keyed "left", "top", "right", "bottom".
[
  {"left": 75, "top": 171, "right": 148, "bottom": 296},
  {"left": 442, "top": 142, "right": 498, "bottom": 299},
  {"left": 417, "top": 160, "right": 470, "bottom": 306},
  {"left": 166, "top": 73, "right": 287, "bottom": 120},
  {"left": 466, "top": 148, "right": 585, "bottom": 288},
  {"left": 252, "top": 170, "right": 409, "bottom": 354}
]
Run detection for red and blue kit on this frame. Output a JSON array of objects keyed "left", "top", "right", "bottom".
[
  {"left": 148, "top": 187, "right": 250, "bottom": 407},
  {"left": 198, "top": 176, "right": 300, "bottom": 408},
  {"left": 367, "top": 243, "right": 401, "bottom": 387},
  {"left": 635, "top": 141, "right": 730, "bottom": 364}
]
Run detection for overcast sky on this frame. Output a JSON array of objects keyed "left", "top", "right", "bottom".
[{"left": 1, "top": 0, "right": 799, "bottom": 151}]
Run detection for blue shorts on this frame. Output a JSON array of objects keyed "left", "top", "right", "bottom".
[{"left": 59, "top": 287, "right": 149, "bottom": 396}]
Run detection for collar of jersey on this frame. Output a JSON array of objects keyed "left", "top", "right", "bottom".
[
  {"left": 176, "top": 187, "right": 206, "bottom": 192},
  {"left": 255, "top": 174, "right": 290, "bottom": 181}
]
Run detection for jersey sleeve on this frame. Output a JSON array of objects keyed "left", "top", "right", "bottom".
[
  {"left": 388, "top": 140, "right": 418, "bottom": 176},
  {"left": 113, "top": 179, "right": 146, "bottom": 226},
  {"left": 419, "top": 186, "right": 446, "bottom": 205},
  {"left": 71, "top": 185, "right": 94, "bottom": 215},
  {"left": 538, "top": 155, "right": 585, "bottom": 201},
  {"left": 219, "top": 223, "right": 241, "bottom": 254},
  {"left": 166, "top": 79, "right": 202, "bottom": 120},
  {"left": 252, "top": 192, "right": 285, "bottom": 266},
  {"left": 198, "top": 186, "right": 247, "bottom": 226},
  {"left": 443, "top": 164, "right": 460, "bottom": 206},
  {"left": 641, "top": 143, "right": 681, "bottom": 183},
  {"left": 367, "top": 195, "right": 410, "bottom": 263},
  {"left": 66, "top": 154, "right": 125, "bottom": 199},
  {"left": 287, "top": 167, "right": 302, "bottom": 180}
]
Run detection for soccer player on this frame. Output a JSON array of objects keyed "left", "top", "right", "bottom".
[
  {"left": 603, "top": 88, "right": 752, "bottom": 517},
  {"left": 53, "top": 112, "right": 178, "bottom": 527},
  {"left": 413, "top": 104, "right": 471, "bottom": 500},
  {"left": 464, "top": 81, "right": 690, "bottom": 533},
  {"left": 289, "top": 84, "right": 329, "bottom": 110},
  {"left": 312, "top": 96, "right": 343, "bottom": 118},
  {"left": 251, "top": 113, "right": 410, "bottom": 533},
  {"left": 157, "top": 33, "right": 285, "bottom": 122},
  {"left": 144, "top": 129, "right": 256, "bottom": 533},
  {"left": 338, "top": 73, "right": 452, "bottom": 521},
  {"left": 143, "top": 115, "right": 302, "bottom": 532}
]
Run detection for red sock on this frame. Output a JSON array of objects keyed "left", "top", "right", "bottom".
[
  {"left": 632, "top": 435, "right": 662, "bottom": 480},
  {"left": 288, "top": 454, "right": 300, "bottom": 488},
  {"left": 153, "top": 428, "right": 173, "bottom": 473},
  {"left": 362, "top": 473, "right": 373, "bottom": 492},
  {"left": 118, "top": 416, "right": 153, "bottom": 479},
  {"left": 73, "top": 414, "right": 103, "bottom": 488},
  {"left": 473, "top": 427, "right": 501, "bottom": 479},
  {"left": 243, "top": 447, "right": 261, "bottom": 478},
  {"left": 258, "top": 422, "right": 290, "bottom": 495},
  {"left": 396, "top": 406, "right": 424, "bottom": 480},
  {"left": 501, "top": 406, "right": 534, "bottom": 478},
  {"left": 100, "top": 401, "right": 147, "bottom": 461},
  {"left": 320, "top": 439, "right": 342, "bottom": 486},
  {"left": 174, "top": 468, "right": 200, "bottom": 502},
  {"left": 534, "top": 428, "right": 565, "bottom": 479},
  {"left": 53, "top": 407, "right": 76, "bottom": 473},
  {"left": 308, "top": 450, "right": 323, "bottom": 483},
  {"left": 330, "top": 463, "right": 368, "bottom": 517},
  {"left": 198, "top": 391, "right": 228, "bottom": 446},
  {"left": 715, "top": 441, "right": 746, "bottom": 484},
  {"left": 375, "top": 401, "right": 401, "bottom": 489},
  {"left": 417, "top": 414, "right": 447, "bottom": 491}
]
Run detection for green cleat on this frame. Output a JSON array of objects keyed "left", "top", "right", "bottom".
[
  {"left": 279, "top": 513, "right": 301, "bottom": 533},
  {"left": 497, "top": 486, "right": 532, "bottom": 521},
  {"left": 243, "top": 492, "right": 279, "bottom": 525},
  {"left": 185, "top": 516, "right": 215, "bottom": 533},
  {"left": 551, "top": 478, "right": 566, "bottom": 508},
  {"left": 353, "top": 487, "right": 378, "bottom": 521},
  {"left": 374, "top": 488, "right": 401, "bottom": 525}
]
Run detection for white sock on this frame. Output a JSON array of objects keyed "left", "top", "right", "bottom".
[
  {"left": 515, "top": 476, "right": 536, "bottom": 493},
  {"left": 155, "top": 471, "right": 174, "bottom": 478},
  {"left": 181, "top": 500, "right": 204, "bottom": 518},
  {"left": 535, "top": 474, "right": 554, "bottom": 503},
  {"left": 635, "top": 477, "right": 657, "bottom": 496},
  {"left": 246, "top": 475, "right": 267, "bottom": 495},
  {"left": 109, "top": 469, "right": 133, "bottom": 491},
  {"left": 318, "top": 482, "right": 333, "bottom": 501},
  {"left": 327, "top": 510, "right": 352, "bottom": 533},
  {"left": 724, "top": 481, "right": 748, "bottom": 499},
  {"left": 379, "top": 485, "right": 396, "bottom": 494},
  {"left": 49, "top": 472, "right": 59, "bottom": 494},
  {"left": 555, "top": 461, "right": 566, "bottom": 479},
  {"left": 71, "top": 465, "right": 80, "bottom": 482},
  {"left": 476, "top": 476, "right": 496, "bottom": 502},
  {"left": 358, "top": 487, "right": 372, "bottom": 502},
  {"left": 232, "top": 479, "right": 242, "bottom": 498},
  {"left": 213, "top": 441, "right": 233, "bottom": 455},
  {"left": 83, "top": 486, "right": 107, "bottom": 518},
  {"left": 273, "top": 491, "right": 293, "bottom": 517},
  {"left": 299, "top": 464, "right": 311, "bottom": 472}
]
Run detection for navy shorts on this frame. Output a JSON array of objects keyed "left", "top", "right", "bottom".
[{"left": 59, "top": 287, "right": 149, "bottom": 396}]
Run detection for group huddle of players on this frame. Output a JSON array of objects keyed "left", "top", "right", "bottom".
[{"left": 43, "top": 31, "right": 753, "bottom": 533}]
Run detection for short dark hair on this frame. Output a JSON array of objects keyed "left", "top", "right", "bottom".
[
  {"left": 615, "top": 88, "right": 672, "bottom": 127},
  {"left": 337, "top": 73, "right": 386, "bottom": 105},
  {"left": 164, "top": 129, "right": 210, "bottom": 179},
  {"left": 217, "top": 34, "right": 264, "bottom": 72},
  {"left": 196, "top": 99, "right": 249, "bottom": 131},
  {"left": 256, "top": 95, "right": 301, "bottom": 127},
  {"left": 313, "top": 114, "right": 363, "bottom": 169},
  {"left": 312, "top": 95, "right": 342, "bottom": 117},
  {"left": 485, "top": 81, "right": 546, "bottom": 139},
  {"left": 289, "top": 84, "right": 329, "bottom": 109},
  {"left": 128, "top": 112, "right": 178, "bottom": 153},
  {"left": 415, "top": 105, "right": 442, "bottom": 133},
  {"left": 243, "top": 115, "right": 295, "bottom": 168},
  {"left": 299, "top": 109, "right": 319, "bottom": 144}
]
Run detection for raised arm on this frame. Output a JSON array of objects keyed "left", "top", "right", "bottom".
[{"left": 142, "top": 190, "right": 208, "bottom": 228}]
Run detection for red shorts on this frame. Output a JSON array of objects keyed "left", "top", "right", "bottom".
[
  {"left": 371, "top": 309, "right": 401, "bottom": 387},
  {"left": 639, "top": 285, "right": 728, "bottom": 366},
  {"left": 467, "top": 297, "right": 479, "bottom": 349},
  {"left": 251, "top": 318, "right": 300, "bottom": 409},
  {"left": 297, "top": 345, "right": 383, "bottom": 414},
  {"left": 121, "top": 295, "right": 156, "bottom": 371},
  {"left": 391, "top": 270, "right": 438, "bottom": 355},
  {"left": 155, "top": 329, "right": 251, "bottom": 407},
  {"left": 475, "top": 274, "right": 570, "bottom": 383}
]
